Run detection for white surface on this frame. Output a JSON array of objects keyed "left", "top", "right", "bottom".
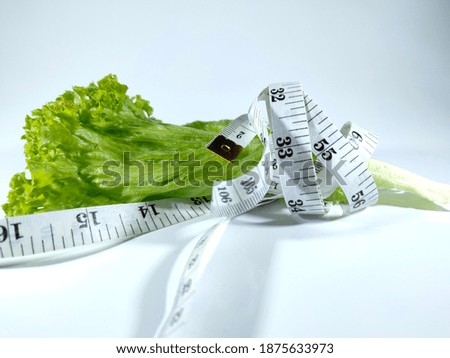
[{"left": 0, "top": 0, "right": 449, "bottom": 337}]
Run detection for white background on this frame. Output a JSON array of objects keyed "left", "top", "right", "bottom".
[{"left": 0, "top": 0, "right": 449, "bottom": 337}]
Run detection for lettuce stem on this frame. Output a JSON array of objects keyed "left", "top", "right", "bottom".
[{"left": 368, "top": 159, "right": 450, "bottom": 211}]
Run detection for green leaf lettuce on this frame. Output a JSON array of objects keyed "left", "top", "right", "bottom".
[{"left": 3, "top": 75, "right": 450, "bottom": 217}]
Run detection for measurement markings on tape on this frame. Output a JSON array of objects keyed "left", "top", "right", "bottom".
[
  {"left": 154, "top": 217, "right": 230, "bottom": 337},
  {"left": 0, "top": 197, "right": 211, "bottom": 265},
  {"left": 267, "top": 83, "right": 325, "bottom": 215}
]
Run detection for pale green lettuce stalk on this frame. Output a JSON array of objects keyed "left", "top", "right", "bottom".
[
  {"left": 325, "top": 159, "right": 450, "bottom": 211},
  {"left": 368, "top": 159, "right": 450, "bottom": 211}
]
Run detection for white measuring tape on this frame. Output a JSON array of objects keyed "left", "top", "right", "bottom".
[
  {"left": 207, "top": 82, "right": 378, "bottom": 218},
  {"left": 0, "top": 81, "right": 378, "bottom": 337},
  {"left": 0, "top": 197, "right": 212, "bottom": 266}
]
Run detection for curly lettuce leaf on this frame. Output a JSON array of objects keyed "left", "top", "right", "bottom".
[{"left": 3, "top": 75, "right": 261, "bottom": 216}]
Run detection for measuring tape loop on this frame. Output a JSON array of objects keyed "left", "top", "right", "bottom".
[{"left": 207, "top": 81, "right": 379, "bottom": 217}]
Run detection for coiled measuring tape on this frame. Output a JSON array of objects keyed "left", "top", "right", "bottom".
[
  {"left": 207, "top": 82, "right": 378, "bottom": 218},
  {"left": 0, "top": 81, "right": 378, "bottom": 337}
]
